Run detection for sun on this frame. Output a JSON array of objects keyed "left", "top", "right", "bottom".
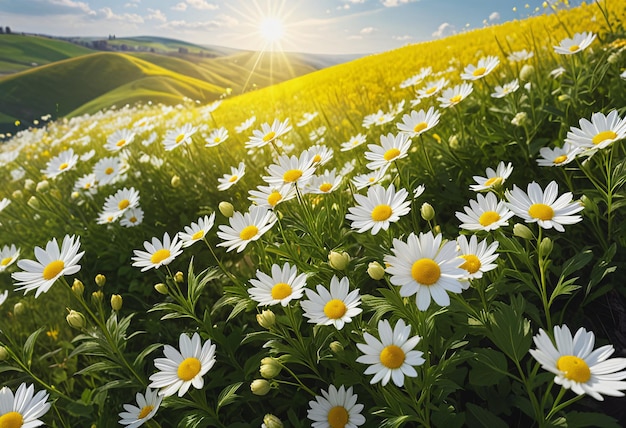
[{"left": 259, "top": 17, "right": 284, "bottom": 43}]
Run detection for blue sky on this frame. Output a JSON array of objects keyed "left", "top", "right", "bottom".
[{"left": 0, "top": 0, "right": 583, "bottom": 54}]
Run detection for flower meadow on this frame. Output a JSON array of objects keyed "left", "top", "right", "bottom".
[{"left": 1, "top": 1, "right": 626, "bottom": 427}]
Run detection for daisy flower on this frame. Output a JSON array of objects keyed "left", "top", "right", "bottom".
[
  {"left": 346, "top": 184, "right": 411, "bottom": 235},
  {"left": 306, "top": 145, "right": 333, "bottom": 166},
  {"left": 247, "top": 262, "right": 307, "bottom": 307},
  {"left": 307, "top": 385, "right": 366, "bottom": 428},
  {"left": 118, "top": 387, "right": 162, "bottom": 428},
  {"left": 351, "top": 167, "right": 389, "bottom": 190},
  {"left": 178, "top": 214, "right": 216, "bottom": 248},
  {"left": 305, "top": 169, "right": 343, "bottom": 194},
  {"left": 0, "top": 244, "right": 20, "bottom": 272},
  {"left": 149, "top": 332, "right": 217, "bottom": 397},
  {"left": 456, "top": 234, "right": 499, "bottom": 280},
  {"left": 0, "top": 198, "right": 10, "bottom": 212},
  {"left": 550, "top": 66, "right": 566, "bottom": 78},
  {"left": 246, "top": 118, "right": 292, "bottom": 149},
  {"left": 469, "top": 161, "right": 513, "bottom": 192},
  {"left": 93, "top": 156, "right": 123, "bottom": 186},
  {"left": 506, "top": 181, "right": 583, "bottom": 232},
  {"left": 217, "top": 162, "right": 246, "bottom": 191},
  {"left": 362, "top": 110, "right": 395, "bottom": 128},
  {"left": 309, "top": 126, "right": 327, "bottom": 143},
  {"left": 536, "top": 143, "right": 581, "bottom": 167},
  {"left": 455, "top": 192, "right": 514, "bottom": 231},
  {"left": 399, "top": 67, "right": 432, "bottom": 88},
  {"left": 74, "top": 173, "right": 98, "bottom": 195},
  {"left": 235, "top": 116, "right": 256, "bottom": 134},
  {"left": 416, "top": 77, "right": 448, "bottom": 98},
  {"left": 105, "top": 128, "right": 135, "bottom": 152},
  {"left": 553, "top": 32, "right": 596, "bottom": 55},
  {"left": 131, "top": 232, "right": 183, "bottom": 272},
  {"left": 12, "top": 235, "right": 84, "bottom": 298},
  {"left": 356, "top": 318, "right": 425, "bottom": 387},
  {"left": 384, "top": 231, "right": 465, "bottom": 311},
  {"left": 564, "top": 110, "right": 626, "bottom": 152},
  {"left": 396, "top": 107, "right": 441, "bottom": 138},
  {"left": 437, "top": 83, "right": 473, "bottom": 108},
  {"left": 204, "top": 127, "right": 229, "bottom": 147},
  {"left": 340, "top": 133, "right": 367, "bottom": 151},
  {"left": 297, "top": 111, "right": 319, "bottom": 127},
  {"left": 301, "top": 275, "right": 362, "bottom": 330},
  {"left": 0, "top": 383, "right": 50, "bottom": 427},
  {"left": 120, "top": 207, "right": 144, "bottom": 228},
  {"left": 529, "top": 325, "right": 626, "bottom": 401},
  {"left": 491, "top": 79, "right": 520, "bottom": 98},
  {"left": 460, "top": 56, "right": 500, "bottom": 80},
  {"left": 41, "top": 148, "right": 78, "bottom": 179},
  {"left": 162, "top": 123, "right": 197, "bottom": 151},
  {"left": 263, "top": 153, "right": 316, "bottom": 187},
  {"left": 217, "top": 206, "right": 277, "bottom": 253},
  {"left": 364, "top": 133, "right": 412, "bottom": 171},
  {"left": 248, "top": 184, "right": 297, "bottom": 209},
  {"left": 100, "top": 187, "right": 140, "bottom": 221},
  {"left": 507, "top": 49, "right": 534, "bottom": 62}
]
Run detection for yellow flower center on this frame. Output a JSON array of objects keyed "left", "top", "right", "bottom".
[
  {"left": 240, "top": 225, "right": 259, "bottom": 240},
  {"left": 263, "top": 131, "right": 276, "bottom": 142},
  {"left": 460, "top": 254, "right": 482, "bottom": 274},
  {"left": 177, "top": 357, "right": 201, "bottom": 381},
  {"left": 426, "top": 86, "right": 437, "bottom": 94},
  {"left": 150, "top": 249, "right": 171, "bottom": 265},
  {"left": 214, "top": 137, "right": 221, "bottom": 143},
  {"left": 59, "top": 162, "right": 69, "bottom": 170},
  {"left": 313, "top": 154, "right": 322, "bottom": 163},
  {"left": 380, "top": 344, "right": 406, "bottom": 369},
  {"left": 556, "top": 355, "right": 591, "bottom": 383},
  {"left": 0, "top": 411, "right": 24, "bottom": 428},
  {"left": 484, "top": 176, "right": 503, "bottom": 187},
  {"left": 283, "top": 169, "right": 303, "bottom": 183},
  {"left": 473, "top": 67, "right": 487, "bottom": 77},
  {"left": 191, "top": 230, "right": 205, "bottom": 240},
  {"left": 591, "top": 130, "right": 617, "bottom": 145},
  {"left": 118, "top": 199, "right": 130, "bottom": 210},
  {"left": 568, "top": 44, "right": 580, "bottom": 52},
  {"left": 411, "top": 258, "right": 441, "bottom": 285},
  {"left": 267, "top": 191, "right": 282, "bottom": 207},
  {"left": 175, "top": 133, "right": 185, "bottom": 144},
  {"left": 327, "top": 406, "right": 349, "bottom": 428},
  {"left": 319, "top": 183, "right": 333, "bottom": 193},
  {"left": 479, "top": 211, "right": 501, "bottom": 226},
  {"left": 138, "top": 405, "right": 154, "bottom": 419},
  {"left": 368, "top": 177, "right": 376, "bottom": 183},
  {"left": 42, "top": 260, "right": 65, "bottom": 280},
  {"left": 84, "top": 183, "right": 91, "bottom": 189},
  {"left": 105, "top": 167, "right": 114, "bottom": 175},
  {"left": 271, "top": 282, "right": 292, "bottom": 300},
  {"left": 383, "top": 148, "right": 401, "bottom": 161},
  {"left": 413, "top": 122, "right": 428, "bottom": 133},
  {"left": 553, "top": 155, "right": 568, "bottom": 164},
  {"left": 129, "top": 216, "right": 137, "bottom": 223},
  {"left": 449, "top": 94, "right": 463, "bottom": 104},
  {"left": 116, "top": 139, "right": 126, "bottom": 147},
  {"left": 229, "top": 175, "right": 239, "bottom": 183},
  {"left": 1, "top": 257, "right": 13, "bottom": 266},
  {"left": 324, "top": 299, "right": 347, "bottom": 319},
  {"left": 371, "top": 204, "right": 393, "bottom": 221},
  {"left": 528, "top": 203, "right": 554, "bottom": 220}
]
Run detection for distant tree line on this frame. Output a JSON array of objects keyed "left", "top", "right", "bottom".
[{"left": 0, "top": 26, "right": 12, "bottom": 34}]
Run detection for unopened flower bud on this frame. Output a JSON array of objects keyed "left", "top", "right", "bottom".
[
  {"left": 329, "top": 341, "right": 344, "bottom": 354},
  {"left": 95, "top": 274, "right": 106, "bottom": 287},
  {"left": 511, "top": 112, "right": 528, "bottom": 127},
  {"left": 27, "top": 196, "right": 40, "bottom": 210},
  {"left": 171, "top": 175, "right": 181, "bottom": 187},
  {"left": 263, "top": 414, "right": 283, "bottom": 428},
  {"left": 256, "top": 310, "right": 276, "bottom": 329},
  {"left": 24, "top": 179, "right": 35, "bottom": 191},
  {"left": 71, "top": 191, "right": 80, "bottom": 200},
  {"left": 539, "top": 237, "right": 553, "bottom": 258},
  {"left": 448, "top": 134, "right": 459, "bottom": 149},
  {"left": 520, "top": 64, "right": 534, "bottom": 81},
  {"left": 250, "top": 379, "right": 271, "bottom": 396},
  {"left": 260, "top": 357, "right": 282, "bottom": 379},
  {"left": 154, "top": 283, "right": 168, "bottom": 295},
  {"left": 513, "top": 223, "right": 534, "bottom": 240},
  {"left": 12, "top": 190, "right": 23, "bottom": 200},
  {"left": 66, "top": 310, "right": 86, "bottom": 329},
  {"left": 36, "top": 180, "right": 49, "bottom": 193},
  {"left": 218, "top": 201, "right": 234, "bottom": 217},
  {"left": 111, "top": 294, "right": 123, "bottom": 311},
  {"left": 328, "top": 251, "right": 350, "bottom": 270},
  {"left": 0, "top": 346, "right": 8, "bottom": 361},
  {"left": 433, "top": 225, "right": 441, "bottom": 234},
  {"left": 174, "top": 271, "right": 184, "bottom": 283},
  {"left": 13, "top": 302, "right": 25, "bottom": 316},
  {"left": 367, "top": 261, "right": 385, "bottom": 280},
  {"left": 420, "top": 202, "right": 435, "bottom": 221},
  {"left": 91, "top": 290, "right": 104, "bottom": 305},
  {"left": 72, "top": 279, "right": 85, "bottom": 296}
]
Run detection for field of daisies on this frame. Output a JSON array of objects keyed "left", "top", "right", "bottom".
[{"left": 1, "top": 1, "right": 626, "bottom": 427}]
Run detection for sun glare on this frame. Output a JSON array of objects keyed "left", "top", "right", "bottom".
[{"left": 259, "top": 17, "right": 284, "bottom": 43}]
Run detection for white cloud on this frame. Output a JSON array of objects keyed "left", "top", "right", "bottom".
[
  {"left": 432, "top": 22, "right": 455, "bottom": 38},
  {"left": 171, "top": 2, "right": 187, "bottom": 11},
  {"left": 97, "top": 7, "right": 144, "bottom": 24},
  {"left": 337, "top": 4, "right": 350, "bottom": 10},
  {"left": 48, "top": 0, "right": 92, "bottom": 14},
  {"left": 159, "top": 14, "right": 237, "bottom": 31},
  {"left": 124, "top": 2, "right": 138, "bottom": 7},
  {"left": 344, "top": 0, "right": 366, "bottom": 3},
  {"left": 186, "top": 0, "right": 219, "bottom": 10},
  {"left": 347, "top": 35, "right": 363, "bottom": 40},
  {"left": 393, "top": 34, "right": 412, "bottom": 41},
  {"left": 360, "top": 26, "right": 375, "bottom": 34},
  {"left": 489, "top": 11, "right": 500, "bottom": 21},
  {"left": 381, "top": 0, "right": 417, "bottom": 7},
  {"left": 146, "top": 8, "right": 166, "bottom": 22}
]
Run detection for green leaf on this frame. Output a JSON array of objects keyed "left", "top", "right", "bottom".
[
  {"left": 468, "top": 348, "right": 509, "bottom": 386},
  {"left": 487, "top": 301, "right": 532, "bottom": 363},
  {"left": 22, "top": 327, "right": 45, "bottom": 368},
  {"left": 561, "top": 411, "right": 621, "bottom": 428},
  {"left": 465, "top": 403, "right": 508, "bottom": 428},
  {"left": 216, "top": 382, "right": 242, "bottom": 411}
]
